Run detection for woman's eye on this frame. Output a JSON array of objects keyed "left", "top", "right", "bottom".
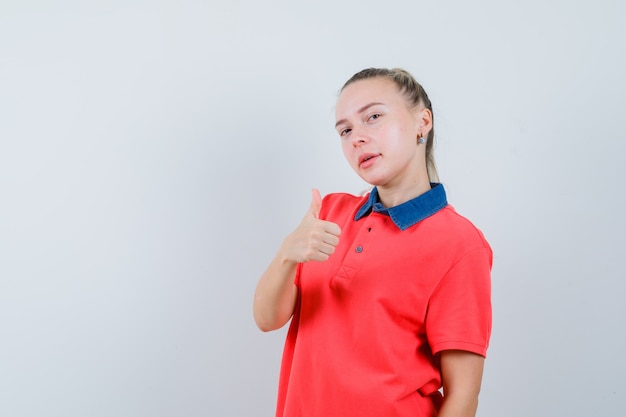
[
  {"left": 340, "top": 128, "right": 351, "bottom": 136},
  {"left": 368, "top": 114, "right": 381, "bottom": 121}
]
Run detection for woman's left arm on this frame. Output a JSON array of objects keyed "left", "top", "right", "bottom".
[{"left": 438, "top": 350, "right": 485, "bottom": 417}]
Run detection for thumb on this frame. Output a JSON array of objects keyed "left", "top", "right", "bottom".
[{"left": 308, "top": 188, "right": 322, "bottom": 219}]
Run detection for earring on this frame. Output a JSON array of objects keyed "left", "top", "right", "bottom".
[{"left": 418, "top": 135, "right": 425, "bottom": 144}]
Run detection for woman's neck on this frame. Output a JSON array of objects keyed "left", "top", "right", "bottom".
[{"left": 376, "top": 177, "right": 432, "bottom": 208}]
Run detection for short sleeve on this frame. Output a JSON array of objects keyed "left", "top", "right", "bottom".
[{"left": 426, "top": 246, "right": 492, "bottom": 357}]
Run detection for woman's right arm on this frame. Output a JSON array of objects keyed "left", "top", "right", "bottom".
[{"left": 253, "top": 189, "right": 341, "bottom": 332}]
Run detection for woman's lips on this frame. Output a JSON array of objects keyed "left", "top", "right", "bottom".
[{"left": 358, "top": 153, "right": 380, "bottom": 169}]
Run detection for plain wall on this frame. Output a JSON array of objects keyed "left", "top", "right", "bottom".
[{"left": 1, "top": 1, "right": 624, "bottom": 416}]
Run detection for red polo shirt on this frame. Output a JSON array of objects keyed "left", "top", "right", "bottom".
[{"left": 276, "top": 185, "right": 492, "bottom": 417}]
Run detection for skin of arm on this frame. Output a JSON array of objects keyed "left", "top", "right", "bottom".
[
  {"left": 253, "top": 189, "right": 341, "bottom": 332},
  {"left": 253, "top": 253, "right": 299, "bottom": 332},
  {"left": 438, "top": 350, "right": 486, "bottom": 417}
]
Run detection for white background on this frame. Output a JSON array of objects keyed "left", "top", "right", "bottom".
[{"left": 1, "top": 1, "right": 624, "bottom": 416}]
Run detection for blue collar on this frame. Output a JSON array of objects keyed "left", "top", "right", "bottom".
[{"left": 354, "top": 183, "right": 448, "bottom": 230}]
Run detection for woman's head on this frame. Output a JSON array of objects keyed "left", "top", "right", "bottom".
[{"left": 338, "top": 68, "right": 438, "bottom": 182}]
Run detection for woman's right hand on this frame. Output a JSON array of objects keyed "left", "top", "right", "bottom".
[
  {"left": 253, "top": 189, "right": 341, "bottom": 331},
  {"left": 280, "top": 189, "right": 341, "bottom": 263}
]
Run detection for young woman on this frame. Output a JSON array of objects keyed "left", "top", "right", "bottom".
[{"left": 253, "top": 68, "right": 492, "bottom": 417}]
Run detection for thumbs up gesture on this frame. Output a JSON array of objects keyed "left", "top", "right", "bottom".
[
  {"left": 281, "top": 189, "right": 342, "bottom": 263},
  {"left": 308, "top": 187, "right": 323, "bottom": 219}
]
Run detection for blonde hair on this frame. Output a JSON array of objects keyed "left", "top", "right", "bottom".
[{"left": 340, "top": 67, "right": 438, "bottom": 182}]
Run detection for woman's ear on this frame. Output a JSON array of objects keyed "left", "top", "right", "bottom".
[{"left": 415, "top": 107, "right": 433, "bottom": 137}]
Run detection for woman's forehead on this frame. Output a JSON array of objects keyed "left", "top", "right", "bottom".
[{"left": 336, "top": 78, "right": 402, "bottom": 116}]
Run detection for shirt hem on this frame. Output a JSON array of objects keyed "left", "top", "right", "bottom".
[{"left": 430, "top": 340, "right": 488, "bottom": 358}]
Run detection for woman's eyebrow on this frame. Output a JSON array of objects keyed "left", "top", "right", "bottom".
[{"left": 335, "top": 102, "right": 384, "bottom": 128}]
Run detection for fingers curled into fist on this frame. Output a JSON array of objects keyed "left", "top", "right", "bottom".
[{"left": 282, "top": 188, "right": 342, "bottom": 263}]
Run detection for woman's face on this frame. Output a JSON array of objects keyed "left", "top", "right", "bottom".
[{"left": 335, "top": 77, "right": 430, "bottom": 190}]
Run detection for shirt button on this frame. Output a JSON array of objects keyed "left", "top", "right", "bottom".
[{"left": 355, "top": 245, "right": 363, "bottom": 253}]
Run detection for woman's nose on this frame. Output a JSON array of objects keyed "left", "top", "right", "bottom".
[{"left": 350, "top": 127, "right": 368, "bottom": 146}]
